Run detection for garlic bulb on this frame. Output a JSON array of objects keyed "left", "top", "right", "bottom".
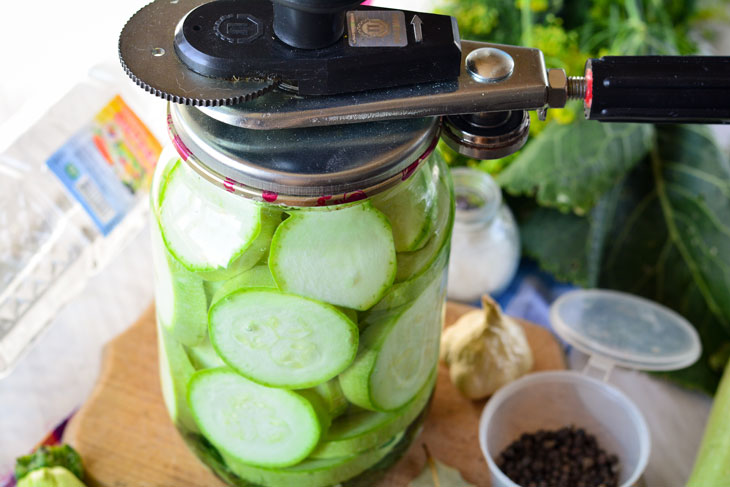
[{"left": 440, "top": 295, "right": 533, "bottom": 399}]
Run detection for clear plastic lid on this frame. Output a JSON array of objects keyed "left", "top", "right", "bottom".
[{"left": 550, "top": 289, "right": 701, "bottom": 371}]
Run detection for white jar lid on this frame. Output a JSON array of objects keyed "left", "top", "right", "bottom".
[{"left": 550, "top": 289, "right": 701, "bottom": 371}]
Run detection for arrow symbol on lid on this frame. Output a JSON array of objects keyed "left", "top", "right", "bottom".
[{"left": 410, "top": 15, "right": 423, "bottom": 43}]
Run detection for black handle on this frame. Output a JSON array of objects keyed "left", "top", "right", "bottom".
[{"left": 584, "top": 56, "right": 730, "bottom": 124}]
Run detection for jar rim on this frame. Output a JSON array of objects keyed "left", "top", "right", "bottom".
[
  {"left": 451, "top": 167, "right": 502, "bottom": 225},
  {"left": 167, "top": 103, "right": 441, "bottom": 206}
]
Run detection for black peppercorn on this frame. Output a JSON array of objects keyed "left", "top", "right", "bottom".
[{"left": 496, "top": 426, "right": 620, "bottom": 487}]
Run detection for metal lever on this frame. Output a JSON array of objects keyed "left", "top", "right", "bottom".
[
  {"left": 187, "top": 46, "right": 730, "bottom": 163},
  {"left": 199, "top": 41, "right": 551, "bottom": 129},
  {"left": 582, "top": 56, "right": 730, "bottom": 124}
]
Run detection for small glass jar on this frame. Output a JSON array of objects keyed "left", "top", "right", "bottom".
[
  {"left": 150, "top": 104, "right": 454, "bottom": 487},
  {"left": 447, "top": 167, "right": 520, "bottom": 302}
]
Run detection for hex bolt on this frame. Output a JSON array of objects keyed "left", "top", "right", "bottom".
[{"left": 546, "top": 69, "right": 568, "bottom": 108}]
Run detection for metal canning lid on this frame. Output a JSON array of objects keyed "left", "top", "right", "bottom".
[
  {"left": 550, "top": 289, "right": 702, "bottom": 371},
  {"left": 168, "top": 103, "right": 440, "bottom": 206}
]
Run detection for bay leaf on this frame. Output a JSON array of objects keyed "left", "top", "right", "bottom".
[{"left": 409, "top": 446, "right": 475, "bottom": 487}]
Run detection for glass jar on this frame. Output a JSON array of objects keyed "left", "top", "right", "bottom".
[
  {"left": 150, "top": 104, "right": 454, "bottom": 487},
  {"left": 447, "top": 167, "right": 520, "bottom": 302}
]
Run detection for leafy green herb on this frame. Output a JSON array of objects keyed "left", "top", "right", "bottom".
[
  {"left": 436, "top": 0, "right": 522, "bottom": 46},
  {"left": 15, "top": 445, "right": 84, "bottom": 482}
]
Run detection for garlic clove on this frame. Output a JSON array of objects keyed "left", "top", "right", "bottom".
[{"left": 440, "top": 295, "right": 533, "bottom": 399}]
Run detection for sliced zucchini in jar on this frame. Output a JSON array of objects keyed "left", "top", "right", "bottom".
[
  {"left": 366, "top": 242, "right": 449, "bottom": 318},
  {"left": 308, "top": 379, "right": 349, "bottom": 420},
  {"left": 186, "top": 339, "right": 225, "bottom": 370},
  {"left": 156, "top": 323, "right": 198, "bottom": 433},
  {"left": 395, "top": 163, "right": 454, "bottom": 282},
  {"left": 209, "top": 289, "right": 359, "bottom": 389},
  {"left": 151, "top": 220, "right": 208, "bottom": 347},
  {"left": 222, "top": 432, "right": 403, "bottom": 487},
  {"left": 150, "top": 144, "right": 179, "bottom": 214},
  {"left": 188, "top": 367, "right": 324, "bottom": 468},
  {"left": 158, "top": 160, "right": 277, "bottom": 281},
  {"left": 311, "top": 366, "right": 436, "bottom": 459},
  {"left": 209, "top": 264, "right": 277, "bottom": 307},
  {"left": 269, "top": 202, "right": 396, "bottom": 311},
  {"left": 339, "top": 276, "right": 445, "bottom": 411},
  {"left": 372, "top": 164, "right": 436, "bottom": 253}
]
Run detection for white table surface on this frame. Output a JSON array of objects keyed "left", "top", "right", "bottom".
[{"left": 0, "top": 1, "right": 725, "bottom": 486}]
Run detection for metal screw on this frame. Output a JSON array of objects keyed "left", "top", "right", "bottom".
[
  {"left": 465, "top": 48, "right": 515, "bottom": 84},
  {"left": 567, "top": 76, "right": 587, "bottom": 100}
]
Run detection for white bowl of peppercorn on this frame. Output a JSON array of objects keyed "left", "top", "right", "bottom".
[
  {"left": 478, "top": 371, "right": 650, "bottom": 487},
  {"left": 477, "top": 290, "right": 702, "bottom": 487}
]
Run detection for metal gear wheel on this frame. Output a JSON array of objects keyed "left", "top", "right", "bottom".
[{"left": 119, "top": 0, "right": 277, "bottom": 107}]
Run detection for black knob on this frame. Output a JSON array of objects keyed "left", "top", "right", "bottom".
[
  {"left": 585, "top": 56, "right": 730, "bottom": 123},
  {"left": 271, "top": 0, "right": 363, "bottom": 49}
]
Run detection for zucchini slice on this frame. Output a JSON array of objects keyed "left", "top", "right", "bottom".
[
  {"left": 209, "top": 289, "right": 359, "bottom": 389},
  {"left": 188, "top": 367, "right": 324, "bottom": 468},
  {"left": 269, "top": 202, "right": 396, "bottom": 311}
]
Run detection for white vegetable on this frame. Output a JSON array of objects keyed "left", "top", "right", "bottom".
[{"left": 440, "top": 295, "right": 533, "bottom": 399}]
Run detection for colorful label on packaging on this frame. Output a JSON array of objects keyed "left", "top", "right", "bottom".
[{"left": 46, "top": 96, "right": 161, "bottom": 235}]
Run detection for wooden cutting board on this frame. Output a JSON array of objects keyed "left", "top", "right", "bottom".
[{"left": 65, "top": 301, "right": 565, "bottom": 487}]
